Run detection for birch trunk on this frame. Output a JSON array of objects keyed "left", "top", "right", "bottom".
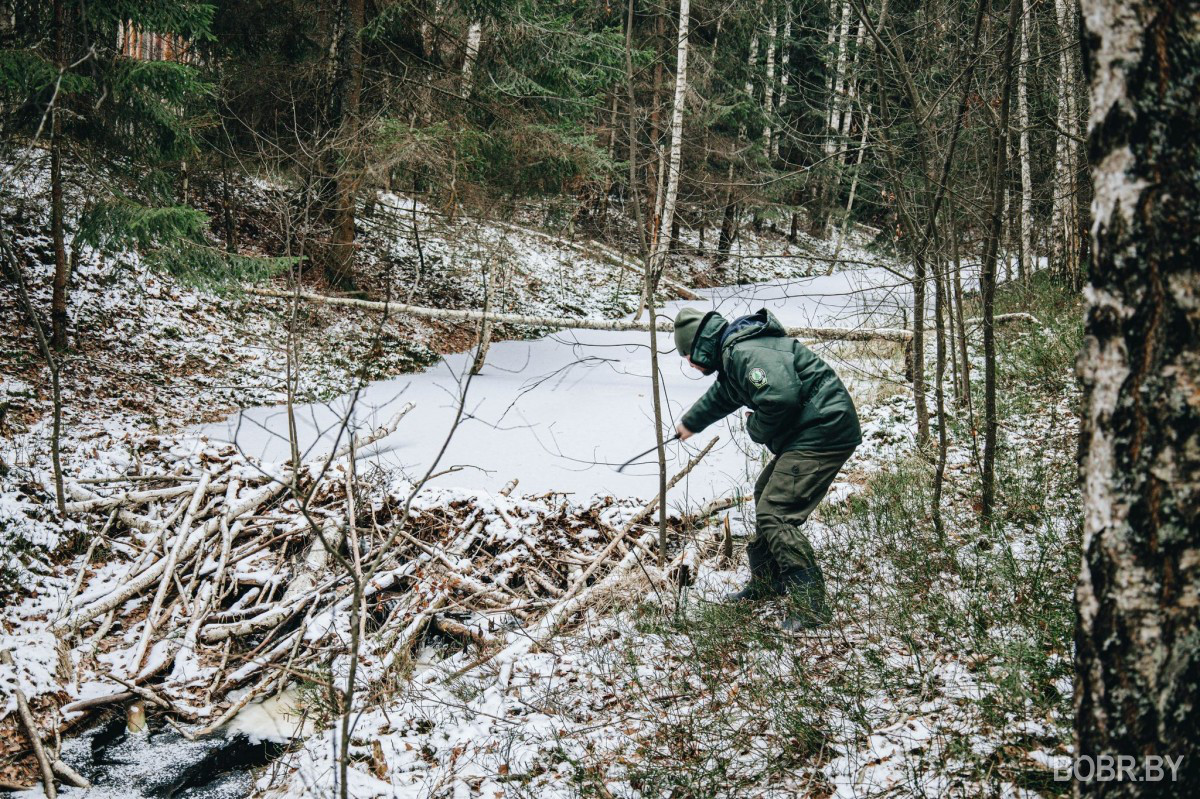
[
  {"left": 1003, "top": 142, "right": 1013, "bottom": 282},
  {"left": 646, "top": 13, "right": 666, "bottom": 247},
  {"left": 1017, "top": 0, "right": 1032, "bottom": 280},
  {"left": 1075, "top": 0, "right": 1200, "bottom": 791},
  {"left": 1052, "top": 0, "right": 1079, "bottom": 284},
  {"left": 811, "top": 0, "right": 852, "bottom": 237},
  {"left": 839, "top": 19, "right": 865, "bottom": 141},
  {"left": 460, "top": 20, "right": 482, "bottom": 99},
  {"left": 470, "top": 262, "right": 495, "bottom": 375},
  {"left": 743, "top": 14, "right": 760, "bottom": 134},
  {"left": 650, "top": 0, "right": 689, "bottom": 277},
  {"left": 823, "top": 0, "right": 851, "bottom": 158},
  {"left": 762, "top": 13, "right": 777, "bottom": 158},
  {"left": 249, "top": 287, "right": 913, "bottom": 342}
]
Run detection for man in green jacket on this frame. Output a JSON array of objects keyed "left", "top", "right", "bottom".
[{"left": 673, "top": 306, "right": 861, "bottom": 630}]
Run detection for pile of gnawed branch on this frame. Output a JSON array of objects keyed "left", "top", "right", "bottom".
[{"left": 16, "top": 413, "right": 722, "bottom": 770}]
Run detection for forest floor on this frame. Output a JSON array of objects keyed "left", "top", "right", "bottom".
[{"left": 2, "top": 163, "right": 1080, "bottom": 798}]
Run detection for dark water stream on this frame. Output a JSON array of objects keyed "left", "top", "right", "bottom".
[{"left": 51, "top": 715, "right": 284, "bottom": 799}]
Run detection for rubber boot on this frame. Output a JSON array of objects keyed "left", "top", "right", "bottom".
[
  {"left": 724, "top": 538, "right": 783, "bottom": 602},
  {"left": 778, "top": 566, "right": 832, "bottom": 630}
]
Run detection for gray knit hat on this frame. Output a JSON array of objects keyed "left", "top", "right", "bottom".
[{"left": 673, "top": 307, "right": 705, "bottom": 357}]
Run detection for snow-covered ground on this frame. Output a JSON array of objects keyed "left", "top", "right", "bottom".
[
  {"left": 196, "top": 267, "right": 918, "bottom": 511},
  {"left": 3, "top": 166, "right": 1078, "bottom": 799}
]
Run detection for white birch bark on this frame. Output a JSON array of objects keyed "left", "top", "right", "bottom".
[
  {"left": 460, "top": 20, "right": 483, "bottom": 99},
  {"left": 1076, "top": 0, "right": 1198, "bottom": 782},
  {"left": 824, "top": 0, "right": 852, "bottom": 157},
  {"left": 248, "top": 287, "right": 913, "bottom": 342},
  {"left": 1017, "top": 0, "right": 1033, "bottom": 278},
  {"left": 650, "top": 0, "right": 690, "bottom": 273},
  {"left": 1052, "top": 0, "right": 1076, "bottom": 277},
  {"left": 1063, "top": 2, "right": 1082, "bottom": 280},
  {"left": 762, "top": 13, "right": 777, "bottom": 158}
]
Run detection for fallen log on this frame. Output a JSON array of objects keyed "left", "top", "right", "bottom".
[
  {"left": 128, "top": 470, "right": 212, "bottom": 673},
  {"left": 59, "top": 691, "right": 135, "bottom": 717},
  {"left": 52, "top": 474, "right": 291, "bottom": 633},
  {"left": 247, "top": 288, "right": 914, "bottom": 344},
  {"left": 1, "top": 648, "right": 56, "bottom": 798},
  {"left": 50, "top": 761, "right": 89, "bottom": 790},
  {"left": 63, "top": 480, "right": 225, "bottom": 515},
  {"left": 679, "top": 494, "right": 742, "bottom": 528},
  {"left": 964, "top": 311, "right": 1043, "bottom": 329},
  {"left": 433, "top": 616, "right": 499, "bottom": 648}
]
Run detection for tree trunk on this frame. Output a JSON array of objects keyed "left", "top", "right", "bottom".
[
  {"left": 50, "top": 0, "right": 67, "bottom": 351},
  {"left": 648, "top": 0, "right": 689, "bottom": 566},
  {"left": 718, "top": 163, "right": 737, "bottom": 263},
  {"left": 839, "top": 17, "right": 866, "bottom": 142},
  {"left": 1052, "top": 0, "right": 1079, "bottom": 285},
  {"left": 623, "top": 0, "right": 649, "bottom": 261},
  {"left": 772, "top": 7, "right": 792, "bottom": 161},
  {"left": 828, "top": 103, "right": 870, "bottom": 273},
  {"left": 322, "top": 0, "right": 365, "bottom": 290},
  {"left": 461, "top": 20, "right": 483, "bottom": 99},
  {"left": 810, "top": 0, "right": 852, "bottom": 238},
  {"left": 1074, "top": 0, "right": 1200, "bottom": 792},
  {"left": 720, "top": 18, "right": 762, "bottom": 265},
  {"left": 745, "top": 13, "right": 760, "bottom": 119},
  {"left": 911, "top": 254, "right": 929, "bottom": 446},
  {"left": 646, "top": 12, "right": 666, "bottom": 245},
  {"left": 1017, "top": 0, "right": 1032, "bottom": 280},
  {"left": 824, "top": 0, "right": 851, "bottom": 159},
  {"left": 1003, "top": 139, "right": 1014, "bottom": 283},
  {"left": 979, "top": 0, "right": 1023, "bottom": 521},
  {"left": 951, "top": 222, "right": 972, "bottom": 411},
  {"left": 762, "top": 12, "right": 777, "bottom": 159},
  {"left": 650, "top": 0, "right": 689, "bottom": 276},
  {"left": 931, "top": 245, "right": 948, "bottom": 541},
  {"left": 470, "top": 263, "right": 496, "bottom": 375},
  {"left": 50, "top": 122, "right": 67, "bottom": 350}
]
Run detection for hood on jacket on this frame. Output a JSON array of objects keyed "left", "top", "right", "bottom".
[
  {"left": 691, "top": 308, "right": 786, "bottom": 372},
  {"left": 688, "top": 311, "right": 728, "bottom": 372}
]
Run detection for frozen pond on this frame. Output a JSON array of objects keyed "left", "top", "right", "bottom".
[{"left": 197, "top": 268, "right": 915, "bottom": 511}]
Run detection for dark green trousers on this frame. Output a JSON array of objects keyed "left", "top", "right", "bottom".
[{"left": 751, "top": 448, "right": 854, "bottom": 571}]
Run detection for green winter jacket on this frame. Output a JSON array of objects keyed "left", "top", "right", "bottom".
[{"left": 679, "top": 309, "right": 862, "bottom": 454}]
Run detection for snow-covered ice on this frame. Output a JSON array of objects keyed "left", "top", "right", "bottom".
[{"left": 197, "top": 268, "right": 916, "bottom": 509}]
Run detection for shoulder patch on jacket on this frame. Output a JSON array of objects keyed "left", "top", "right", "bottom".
[{"left": 748, "top": 367, "right": 767, "bottom": 388}]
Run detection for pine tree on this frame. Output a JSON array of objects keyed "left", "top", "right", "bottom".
[{"left": 0, "top": 1, "right": 275, "bottom": 348}]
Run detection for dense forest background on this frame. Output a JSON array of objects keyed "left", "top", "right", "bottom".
[{"left": 0, "top": 0, "right": 1087, "bottom": 294}]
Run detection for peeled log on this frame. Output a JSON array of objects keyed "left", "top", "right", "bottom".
[
  {"left": 51, "top": 475, "right": 291, "bottom": 633},
  {"left": 247, "top": 288, "right": 914, "bottom": 345}
]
